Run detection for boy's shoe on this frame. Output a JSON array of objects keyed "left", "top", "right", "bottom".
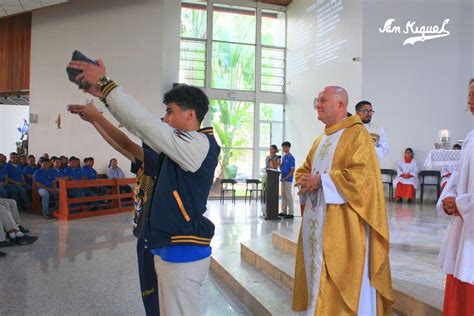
[
  {"left": 283, "top": 214, "right": 294, "bottom": 219},
  {"left": 18, "top": 225, "right": 29, "bottom": 234},
  {"left": 11, "top": 235, "right": 39, "bottom": 245}
]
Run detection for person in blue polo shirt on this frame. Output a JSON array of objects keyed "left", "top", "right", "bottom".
[
  {"left": 5, "top": 152, "right": 31, "bottom": 208},
  {"left": 63, "top": 157, "right": 84, "bottom": 208},
  {"left": 69, "top": 58, "right": 220, "bottom": 316},
  {"left": 23, "top": 155, "right": 37, "bottom": 186},
  {"left": 279, "top": 141, "right": 296, "bottom": 219},
  {"left": 82, "top": 157, "right": 106, "bottom": 196},
  {"left": 51, "top": 158, "right": 66, "bottom": 178},
  {"left": 64, "top": 157, "right": 97, "bottom": 208},
  {"left": 82, "top": 157, "right": 97, "bottom": 180},
  {"left": 0, "top": 166, "right": 8, "bottom": 198},
  {"left": 33, "top": 158, "right": 58, "bottom": 219}
]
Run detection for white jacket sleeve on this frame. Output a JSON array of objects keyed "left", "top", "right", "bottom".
[{"left": 105, "top": 86, "right": 209, "bottom": 173}]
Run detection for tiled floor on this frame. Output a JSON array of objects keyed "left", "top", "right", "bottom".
[{"left": 0, "top": 199, "right": 450, "bottom": 315}]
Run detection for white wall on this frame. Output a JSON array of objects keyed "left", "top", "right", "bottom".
[
  {"left": 286, "top": 0, "right": 473, "bottom": 200},
  {"left": 0, "top": 105, "right": 29, "bottom": 154},
  {"left": 286, "top": 0, "right": 363, "bottom": 167},
  {"left": 361, "top": 0, "right": 474, "bottom": 199},
  {"left": 362, "top": 0, "right": 474, "bottom": 170},
  {"left": 29, "top": 0, "right": 180, "bottom": 175}
]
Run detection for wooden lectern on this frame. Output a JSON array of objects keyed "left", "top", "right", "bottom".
[{"left": 262, "top": 168, "right": 280, "bottom": 220}]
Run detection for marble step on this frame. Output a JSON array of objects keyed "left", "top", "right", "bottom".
[
  {"left": 241, "top": 234, "right": 296, "bottom": 292},
  {"left": 210, "top": 244, "right": 304, "bottom": 316},
  {"left": 271, "top": 224, "right": 443, "bottom": 316},
  {"left": 271, "top": 221, "right": 300, "bottom": 256}
]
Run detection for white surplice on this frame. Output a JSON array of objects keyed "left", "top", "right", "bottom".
[
  {"left": 393, "top": 159, "right": 419, "bottom": 190},
  {"left": 302, "top": 129, "right": 376, "bottom": 315},
  {"left": 437, "top": 130, "right": 474, "bottom": 284}
]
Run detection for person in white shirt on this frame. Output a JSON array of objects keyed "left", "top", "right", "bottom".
[
  {"left": 355, "top": 100, "right": 389, "bottom": 161},
  {"left": 393, "top": 148, "right": 419, "bottom": 203}
]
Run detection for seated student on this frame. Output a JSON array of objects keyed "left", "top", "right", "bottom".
[
  {"left": 60, "top": 156, "right": 69, "bottom": 169},
  {"left": 82, "top": 157, "right": 97, "bottom": 180},
  {"left": 0, "top": 203, "right": 37, "bottom": 247},
  {"left": 0, "top": 198, "right": 30, "bottom": 234},
  {"left": 33, "top": 159, "right": 58, "bottom": 219},
  {"left": 18, "top": 155, "right": 27, "bottom": 169},
  {"left": 51, "top": 157, "right": 66, "bottom": 178},
  {"left": 22, "top": 155, "right": 37, "bottom": 186},
  {"left": 0, "top": 166, "right": 8, "bottom": 198},
  {"left": 63, "top": 157, "right": 97, "bottom": 208},
  {"left": 107, "top": 158, "right": 131, "bottom": 193},
  {"left": 50, "top": 156, "right": 59, "bottom": 167},
  {"left": 440, "top": 144, "right": 462, "bottom": 191},
  {"left": 5, "top": 152, "right": 31, "bottom": 208},
  {"left": 82, "top": 157, "right": 106, "bottom": 195},
  {"left": 0, "top": 154, "right": 6, "bottom": 169},
  {"left": 393, "top": 147, "right": 419, "bottom": 203},
  {"left": 42, "top": 153, "right": 49, "bottom": 160}
]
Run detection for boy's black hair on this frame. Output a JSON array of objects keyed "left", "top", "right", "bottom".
[
  {"left": 281, "top": 141, "right": 291, "bottom": 148},
  {"left": 163, "top": 84, "right": 209, "bottom": 123}
]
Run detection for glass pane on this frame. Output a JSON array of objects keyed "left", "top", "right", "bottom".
[
  {"left": 213, "top": 4, "right": 256, "bottom": 44},
  {"left": 211, "top": 99, "right": 254, "bottom": 179},
  {"left": 181, "top": 3, "right": 207, "bottom": 39},
  {"left": 212, "top": 42, "right": 255, "bottom": 91},
  {"left": 259, "top": 122, "right": 283, "bottom": 151},
  {"left": 262, "top": 10, "right": 286, "bottom": 47},
  {"left": 260, "top": 103, "right": 284, "bottom": 121},
  {"left": 179, "top": 40, "right": 206, "bottom": 87},
  {"left": 259, "top": 150, "right": 269, "bottom": 175},
  {"left": 259, "top": 122, "right": 270, "bottom": 148},
  {"left": 261, "top": 47, "right": 285, "bottom": 93},
  {"left": 271, "top": 122, "right": 283, "bottom": 147},
  {"left": 218, "top": 148, "right": 253, "bottom": 180},
  {"left": 210, "top": 99, "right": 254, "bottom": 149}
]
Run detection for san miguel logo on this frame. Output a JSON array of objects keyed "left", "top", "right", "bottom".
[{"left": 379, "top": 18, "right": 451, "bottom": 45}]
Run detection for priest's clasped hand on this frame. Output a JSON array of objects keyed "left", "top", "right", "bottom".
[{"left": 297, "top": 172, "right": 321, "bottom": 193}]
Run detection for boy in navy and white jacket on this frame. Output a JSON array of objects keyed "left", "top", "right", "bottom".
[{"left": 69, "top": 58, "right": 220, "bottom": 316}]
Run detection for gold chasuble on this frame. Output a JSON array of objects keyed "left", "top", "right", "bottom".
[{"left": 292, "top": 115, "right": 393, "bottom": 315}]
